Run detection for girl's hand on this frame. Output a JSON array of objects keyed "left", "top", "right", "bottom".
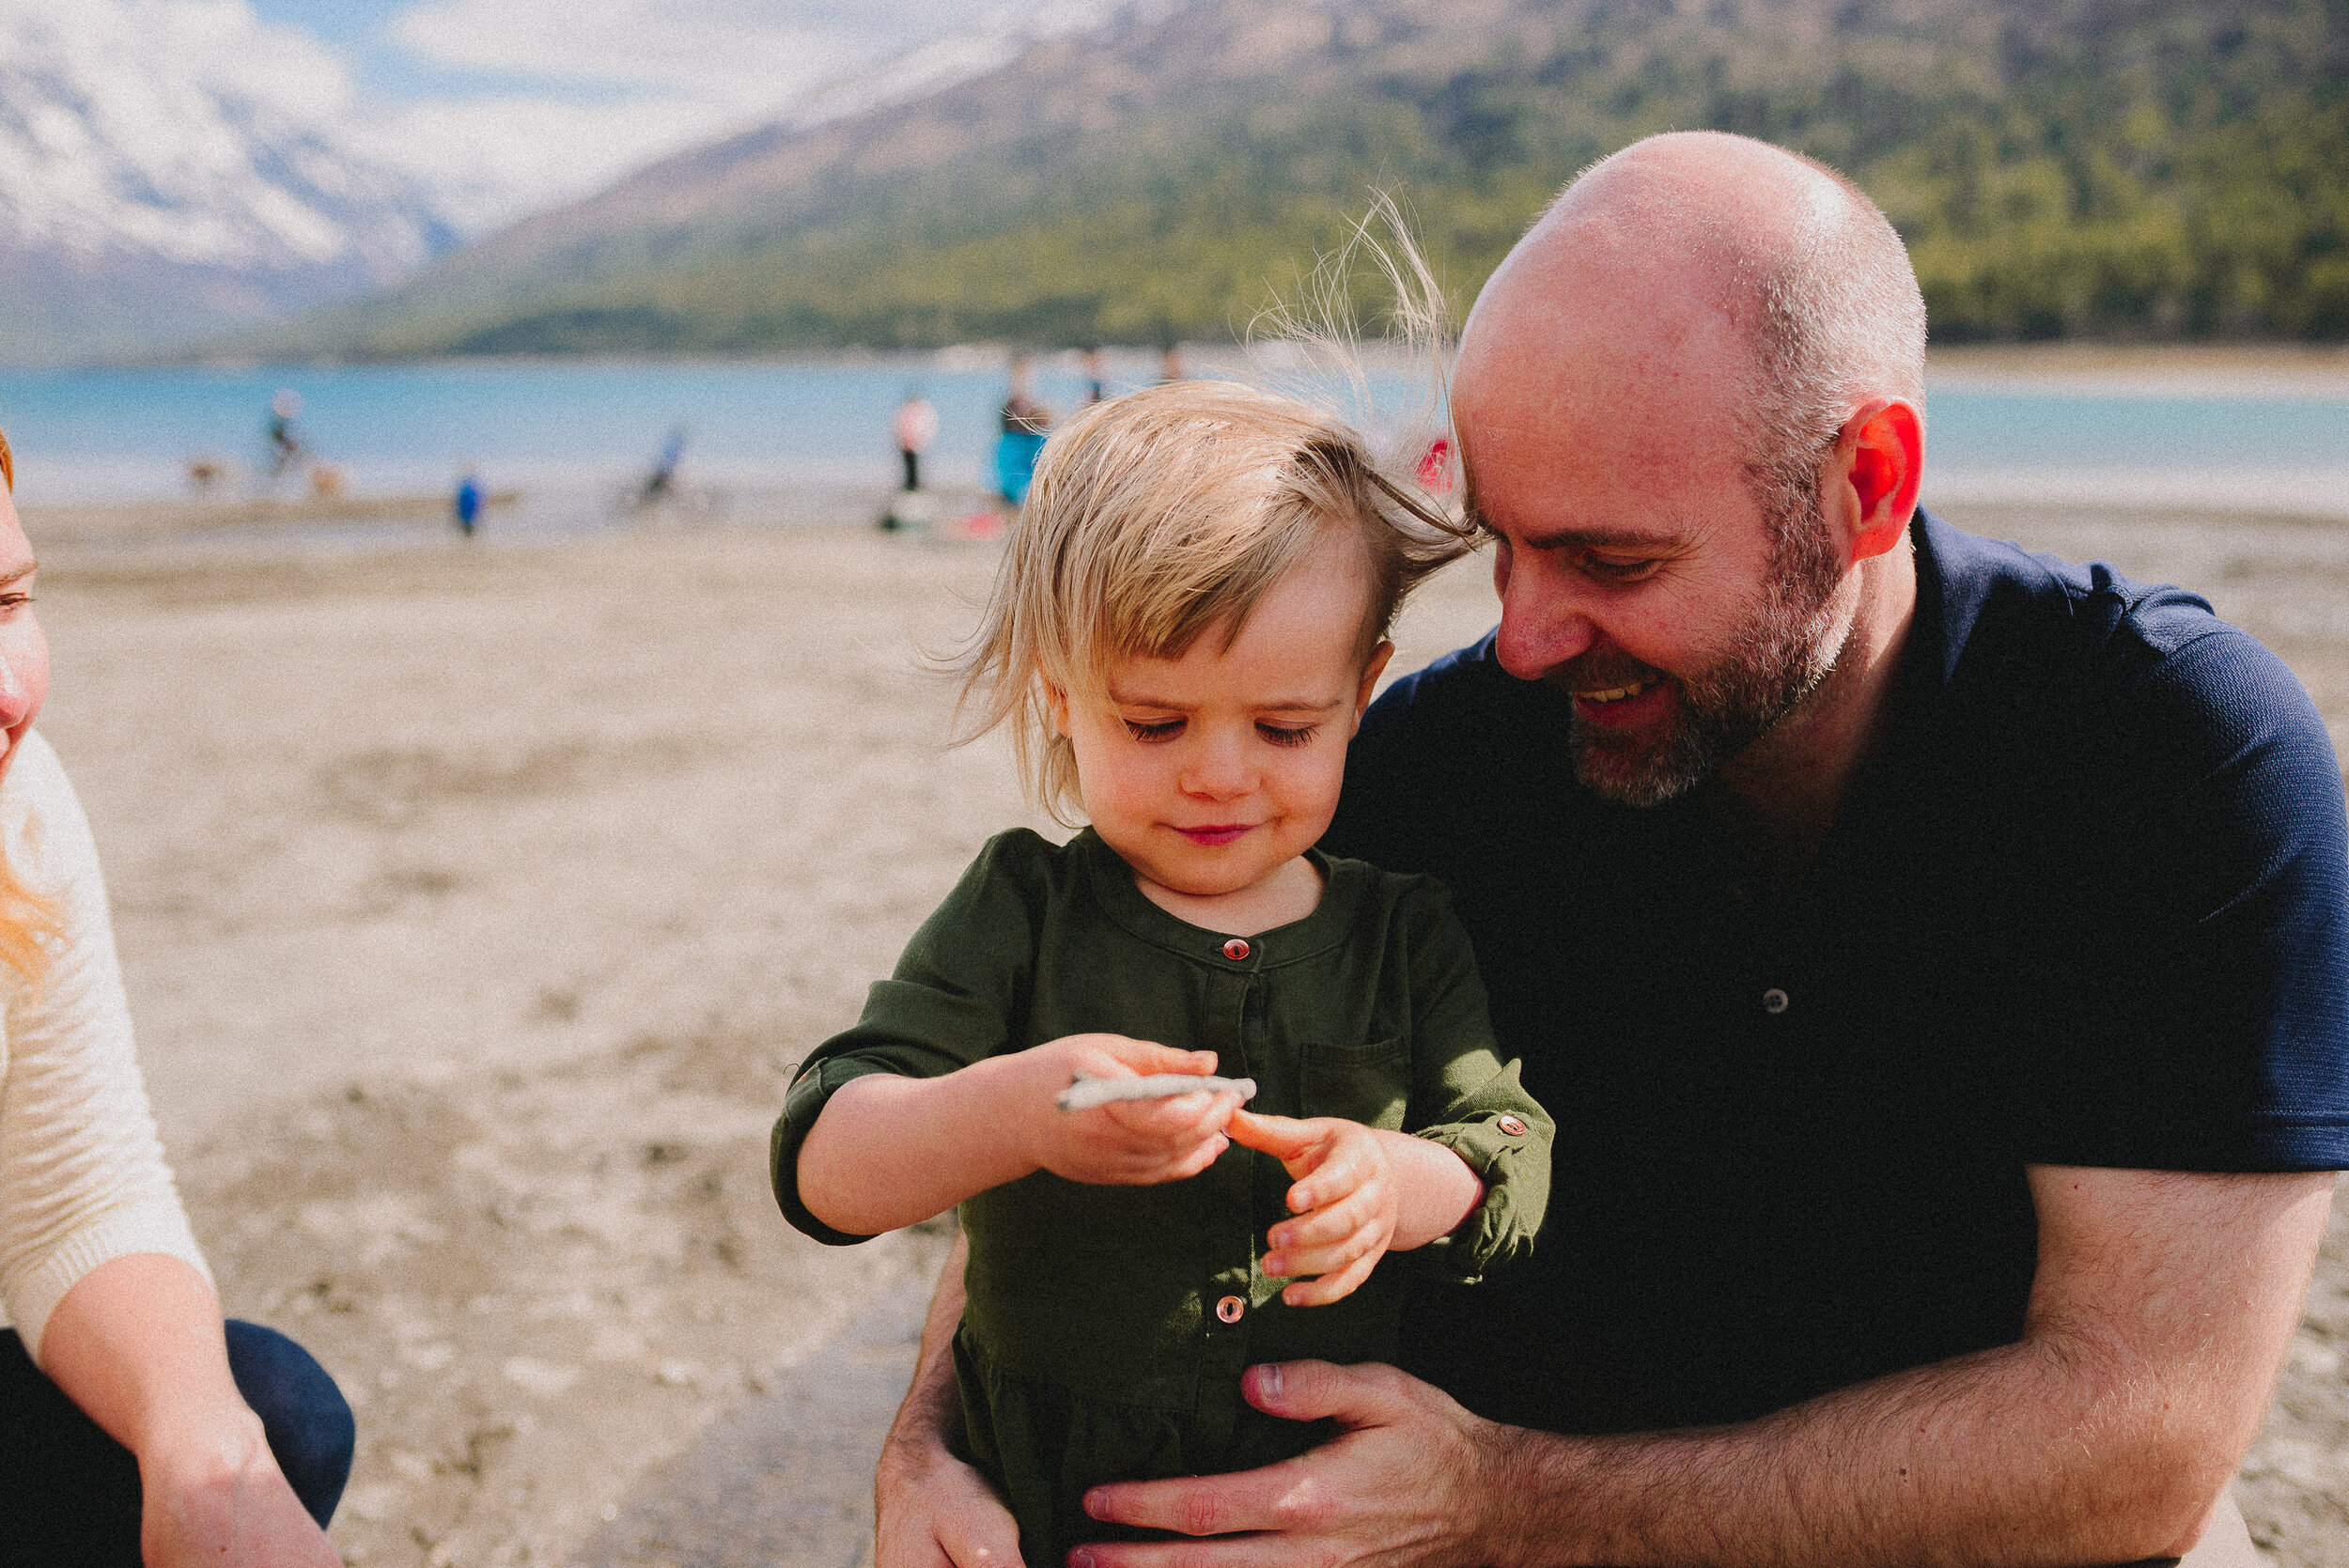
[
  {"left": 1024, "top": 1034, "right": 1242, "bottom": 1187},
  {"left": 1227, "top": 1110, "right": 1399, "bottom": 1306}
]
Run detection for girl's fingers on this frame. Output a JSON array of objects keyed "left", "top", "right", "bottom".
[
  {"left": 1280, "top": 1248, "right": 1382, "bottom": 1308},
  {"left": 1283, "top": 1142, "right": 1373, "bottom": 1215},
  {"left": 1269, "top": 1181, "right": 1380, "bottom": 1255},
  {"left": 1265, "top": 1213, "right": 1380, "bottom": 1281}
]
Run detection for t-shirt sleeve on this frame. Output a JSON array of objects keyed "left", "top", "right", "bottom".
[
  {"left": 2018, "top": 620, "right": 2349, "bottom": 1171},
  {"left": 770, "top": 831, "right": 1045, "bottom": 1245},
  {"left": 1394, "top": 879, "right": 1553, "bottom": 1282}
]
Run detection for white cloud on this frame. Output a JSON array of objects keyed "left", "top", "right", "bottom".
[{"left": 363, "top": 0, "right": 1126, "bottom": 231}]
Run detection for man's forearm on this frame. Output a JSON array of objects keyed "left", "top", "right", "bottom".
[
  {"left": 880, "top": 1230, "right": 972, "bottom": 1482},
  {"left": 1481, "top": 1331, "right": 2219, "bottom": 1568}
]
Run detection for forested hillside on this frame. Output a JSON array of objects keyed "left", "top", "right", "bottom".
[{"left": 283, "top": 0, "right": 2349, "bottom": 356}]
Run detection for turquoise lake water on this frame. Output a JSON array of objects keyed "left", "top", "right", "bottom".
[{"left": 0, "top": 354, "right": 2342, "bottom": 518}]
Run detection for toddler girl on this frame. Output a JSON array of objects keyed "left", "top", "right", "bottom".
[{"left": 771, "top": 380, "right": 1552, "bottom": 1561}]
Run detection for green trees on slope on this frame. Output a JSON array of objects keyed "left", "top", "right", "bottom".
[{"left": 421, "top": 0, "right": 2349, "bottom": 353}]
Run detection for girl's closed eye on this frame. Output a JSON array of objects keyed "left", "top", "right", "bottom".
[
  {"left": 1255, "top": 722, "right": 1318, "bottom": 748},
  {"left": 1124, "top": 716, "right": 1184, "bottom": 742}
]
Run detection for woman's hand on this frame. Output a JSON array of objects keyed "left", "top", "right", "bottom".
[
  {"left": 141, "top": 1411, "right": 340, "bottom": 1567},
  {"left": 41, "top": 1254, "right": 339, "bottom": 1567},
  {"left": 1226, "top": 1111, "right": 1400, "bottom": 1306},
  {"left": 1023, "top": 1035, "right": 1243, "bottom": 1187}
]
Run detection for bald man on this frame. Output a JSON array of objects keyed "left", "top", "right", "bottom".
[{"left": 870, "top": 135, "right": 2346, "bottom": 1568}]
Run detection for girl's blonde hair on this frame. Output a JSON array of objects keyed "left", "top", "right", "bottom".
[
  {"left": 952, "top": 379, "right": 1471, "bottom": 823},
  {"left": 0, "top": 426, "right": 62, "bottom": 988}
]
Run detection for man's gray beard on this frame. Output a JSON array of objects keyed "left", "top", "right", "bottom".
[{"left": 1569, "top": 511, "right": 1847, "bottom": 808}]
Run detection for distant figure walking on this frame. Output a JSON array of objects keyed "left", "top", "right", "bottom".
[
  {"left": 454, "top": 471, "right": 483, "bottom": 537},
  {"left": 645, "top": 426, "right": 688, "bottom": 503},
  {"left": 1081, "top": 346, "right": 1109, "bottom": 406},
  {"left": 1158, "top": 343, "right": 1187, "bottom": 384},
  {"left": 266, "top": 389, "right": 304, "bottom": 478},
  {"left": 895, "top": 391, "right": 940, "bottom": 493},
  {"left": 994, "top": 355, "right": 1052, "bottom": 507}
]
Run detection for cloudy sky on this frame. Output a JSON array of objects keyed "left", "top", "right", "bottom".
[{"left": 216, "top": 0, "right": 1115, "bottom": 230}]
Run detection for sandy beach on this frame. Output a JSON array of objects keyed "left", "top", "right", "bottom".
[{"left": 16, "top": 489, "right": 2349, "bottom": 1565}]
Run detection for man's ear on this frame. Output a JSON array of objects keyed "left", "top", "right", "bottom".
[
  {"left": 1832, "top": 398, "right": 1924, "bottom": 563},
  {"left": 1351, "top": 642, "right": 1396, "bottom": 735}
]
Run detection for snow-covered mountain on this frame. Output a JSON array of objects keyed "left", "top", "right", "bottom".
[{"left": 0, "top": 0, "right": 458, "bottom": 364}]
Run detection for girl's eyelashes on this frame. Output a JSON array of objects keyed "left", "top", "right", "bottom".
[{"left": 1116, "top": 715, "right": 1319, "bottom": 747}]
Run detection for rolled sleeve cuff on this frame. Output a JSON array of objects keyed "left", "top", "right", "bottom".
[
  {"left": 1411, "top": 1113, "right": 1551, "bottom": 1285},
  {"left": 5, "top": 1202, "right": 213, "bottom": 1365},
  {"left": 770, "top": 1058, "right": 899, "bottom": 1247}
]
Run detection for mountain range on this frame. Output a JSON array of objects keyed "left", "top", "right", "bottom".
[
  {"left": 8, "top": 0, "right": 2344, "bottom": 364},
  {"left": 268, "top": 0, "right": 2349, "bottom": 357},
  {"left": 0, "top": 2, "right": 457, "bottom": 364}
]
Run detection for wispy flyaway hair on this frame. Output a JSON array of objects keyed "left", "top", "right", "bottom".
[{"left": 952, "top": 378, "right": 1470, "bottom": 824}]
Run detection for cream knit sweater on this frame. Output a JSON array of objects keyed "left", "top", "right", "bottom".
[{"left": 0, "top": 731, "right": 210, "bottom": 1362}]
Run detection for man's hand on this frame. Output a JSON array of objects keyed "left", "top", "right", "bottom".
[
  {"left": 876, "top": 1416, "right": 1026, "bottom": 1568},
  {"left": 1226, "top": 1112, "right": 1399, "bottom": 1306},
  {"left": 1078, "top": 1359, "right": 1501, "bottom": 1568},
  {"left": 876, "top": 1232, "right": 1026, "bottom": 1568}
]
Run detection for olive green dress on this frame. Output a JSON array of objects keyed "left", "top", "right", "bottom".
[{"left": 771, "top": 828, "right": 1552, "bottom": 1562}]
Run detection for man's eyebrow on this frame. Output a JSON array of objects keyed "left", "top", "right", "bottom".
[
  {"left": 1518, "top": 525, "right": 1688, "bottom": 552},
  {"left": 1459, "top": 495, "right": 1685, "bottom": 553},
  {"left": 0, "top": 561, "right": 39, "bottom": 588}
]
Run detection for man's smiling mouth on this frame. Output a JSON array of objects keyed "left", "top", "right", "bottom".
[{"left": 1577, "top": 679, "right": 1653, "bottom": 703}]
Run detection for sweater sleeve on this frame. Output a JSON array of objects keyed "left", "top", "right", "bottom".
[
  {"left": 0, "top": 732, "right": 210, "bottom": 1362},
  {"left": 1398, "top": 879, "right": 1553, "bottom": 1284}
]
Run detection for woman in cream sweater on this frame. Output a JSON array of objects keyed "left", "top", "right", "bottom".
[{"left": 0, "top": 430, "right": 352, "bottom": 1564}]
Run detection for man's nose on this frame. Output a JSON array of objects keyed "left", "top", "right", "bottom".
[{"left": 1494, "top": 557, "right": 1598, "bottom": 680}]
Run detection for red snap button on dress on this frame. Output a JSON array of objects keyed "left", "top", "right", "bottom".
[
  {"left": 1216, "top": 1295, "right": 1245, "bottom": 1324},
  {"left": 1221, "top": 939, "right": 1250, "bottom": 961},
  {"left": 1497, "top": 1114, "right": 1528, "bottom": 1137}
]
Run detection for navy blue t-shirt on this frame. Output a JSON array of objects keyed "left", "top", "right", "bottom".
[{"left": 1324, "top": 509, "right": 2349, "bottom": 1436}]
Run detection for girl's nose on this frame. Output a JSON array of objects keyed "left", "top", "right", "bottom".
[{"left": 1178, "top": 736, "right": 1253, "bottom": 800}]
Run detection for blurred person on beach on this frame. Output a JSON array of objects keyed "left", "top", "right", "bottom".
[
  {"left": 994, "top": 355, "right": 1052, "bottom": 507},
  {"left": 0, "top": 427, "right": 352, "bottom": 1564},
  {"left": 265, "top": 390, "right": 303, "bottom": 480},
  {"left": 1157, "top": 344, "right": 1186, "bottom": 384},
  {"left": 1081, "top": 347, "right": 1110, "bottom": 406},
  {"left": 776, "top": 380, "right": 1552, "bottom": 1565},
  {"left": 454, "top": 470, "right": 483, "bottom": 538},
  {"left": 873, "top": 134, "right": 2343, "bottom": 1568},
  {"left": 897, "top": 390, "right": 941, "bottom": 494},
  {"left": 645, "top": 426, "right": 688, "bottom": 503}
]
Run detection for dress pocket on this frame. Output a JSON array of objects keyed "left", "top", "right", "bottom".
[{"left": 1300, "top": 1037, "right": 1410, "bottom": 1130}]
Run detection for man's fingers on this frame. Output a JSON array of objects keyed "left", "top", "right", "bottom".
[
  {"left": 1082, "top": 1456, "right": 1315, "bottom": 1541},
  {"left": 1237, "top": 1358, "right": 1423, "bottom": 1428}
]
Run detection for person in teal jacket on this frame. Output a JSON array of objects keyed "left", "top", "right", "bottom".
[{"left": 773, "top": 380, "right": 1553, "bottom": 1563}]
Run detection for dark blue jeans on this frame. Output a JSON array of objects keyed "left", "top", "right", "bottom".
[{"left": 0, "top": 1319, "right": 352, "bottom": 1565}]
